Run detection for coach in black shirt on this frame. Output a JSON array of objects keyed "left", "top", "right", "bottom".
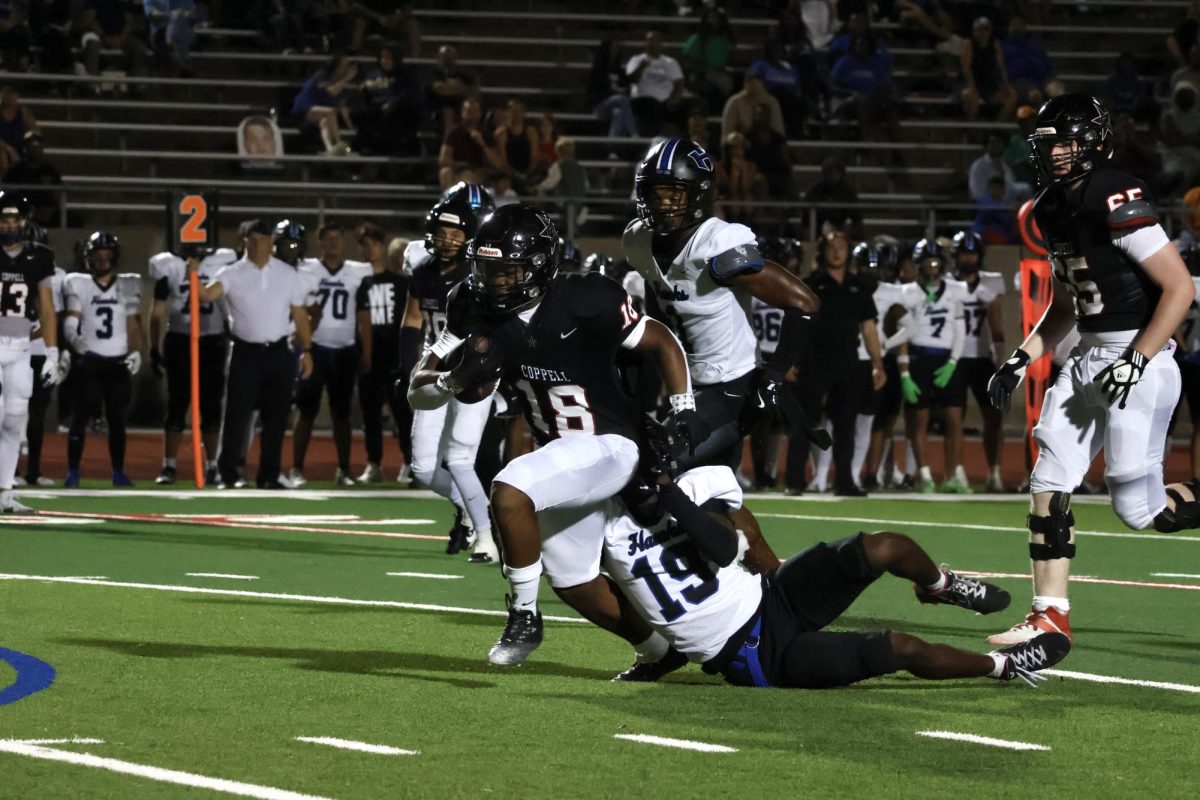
[{"left": 790, "top": 229, "right": 884, "bottom": 496}]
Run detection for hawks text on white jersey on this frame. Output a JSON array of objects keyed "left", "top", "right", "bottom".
[
  {"left": 911, "top": 279, "right": 967, "bottom": 350},
  {"left": 148, "top": 249, "right": 237, "bottom": 337},
  {"left": 64, "top": 273, "right": 142, "bottom": 357}
]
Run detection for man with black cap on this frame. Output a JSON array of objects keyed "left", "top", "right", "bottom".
[{"left": 198, "top": 219, "right": 314, "bottom": 489}]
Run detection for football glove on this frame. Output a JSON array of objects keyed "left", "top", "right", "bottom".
[
  {"left": 932, "top": 359, "right": 957, "bottom": 388},
  {"left": 150, "top": 346, "right": 165, "bottom": 378},
  {"left": 40, "top": 346, "right": 61, "bottom": 387},
  {"left": 900, "top": 372, "right": 921, "bottom": 405},
  {"left": 669, "top": 393, "right": 707, "bottom": 457},
  {"left": 641, "top": 415, "right": 679, "bottom": 479},
  {"left": 58, "top": 348, "right": 71, "bottom": 378},
  {"left": 124, "top": 351, "right": 142, "bottom": 376},
  {"left": 1095, "top": 346, "right": 1148, "bottom": 410},
  {"left": 437, "top": 334, "right": 503, "bottom": 395},
  {"left": 987, "top": 348, "right": 1031, "bottom": 413}
]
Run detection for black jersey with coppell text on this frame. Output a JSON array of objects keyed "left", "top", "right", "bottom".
[{"left": 0, "top": 241, "right": 54, "bottom": 337}]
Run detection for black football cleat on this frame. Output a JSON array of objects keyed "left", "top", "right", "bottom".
[
  {"left": 915, "top": 568, "right": 1011, "bottom": 614},
  {"left": 612, "top": 647, "right": 689, "bottom": 682},
  {"left": 991, "top": 631, "right": 1071, "bottom": 687},
  {"left": 446, "top": 509, "right": 470, "bottom": 555},
  {"left": 488, "top": 595, "right": 543, "bottom": 666},
  {"left": 155, "top": 466, "right": 177, "bottom": 485}
]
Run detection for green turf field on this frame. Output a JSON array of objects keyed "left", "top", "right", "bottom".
[{"left": 2, "top": 489, "right": 1198, "bottom": 799}]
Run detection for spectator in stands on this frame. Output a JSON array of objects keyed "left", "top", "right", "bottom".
[
  {"left": 717, "top": 131, "right": 765, "bottom": 224},
  {"left": 0, "top": 86, "right": 37, "bottom": 173},
  {"left": 29, "top": 0, "right": 75, "bottom": 75},
  {"left": 587, "top": 38, "right": 638, "bottom": 139},
  {"left": 0, "top": 0, "right": 31, "bottom": 71},
  {"left": 352, "top": 43, "right": 423, "bottom": 155},
  {"left": 82, "top": 0, "right": 151, "bottom": 82},
  {"left": 143, "top": 0, "right": 199, "bottom": 76},
  {"left": 686, "top": 110, "right": 715, "bottom": 155},
  {"left": 534, "top": 136, "right": 589, "bottom": 226},
  {"left": 291, "top": 52, "right": 360, "bottom": 156},
  {"left": 747, "top": 103, "right": 795, "bottom": 201},
  {"left": 494, "top": 98, "right": 545, "bottom": 192},
  {"left": 438, "top": 96, "right": 502, "bottom": 189},
  {"left": 829, "top": 33, "right": 901, "bottom": 142},
  {"left": 1002, "top": 15, "right": 1061, "bottom": 107},
  {"left": 1104, "top": 53, "right": 1154, "bottom": 124},
  {"left": 804, "top": 155, "right": 862, "bottom": 234},
  {"left": 1158, "top": 81, "right": 1200, "bottom": 194},
  {"left": 3, "top": 131, "right": 61, "bottom": 227},
  {"left": 828, "top": 12, "right": 890, "bottom": 65},
  {"left": 428, "top": 44, "right": 477, "bottom": 137},
  {"left": 1110, "top": 111, "right": 1163, "bottom": 195},
  {"left": 721, "top": 71, "right": 785, "bottom": 143},
  {"left": 1172, "top": 44, "right": 1200, "bottom": 97},
  {"left": 960, "top": 17, "right": 1017, "bottom": 122},
  {"left": 971, "top": 175, "right": 1018, "bottom": 244},
  {"left": 968, "top": 132, "right": 1030, "bottom": 202},
  {"left": 1175, "top": 186, "right": 1200, "bottom": 249},
  {"left": 1003, "top": 104, "right": 1037, "bottom": 186},
  {"left": 896, "top": 0, "right": 958, "bottom": 53},
  {"left": 751, "top": 37, "right": 809, "bottom": 137},
  {"left": 681, "top": 7, "right": 734, "bottom": 113},
  {"left": 626, "top": 31, "right": 685, "bottom": 136},
  {"left": 537, "top": 112, "right": 558, "bottom": 167},
  {"left": 348, "top": 0, "right": 420, "bottom": 57},
  {"left": 798, "top": 0, "right": 837, "bottom": 51},
  {"left": 1168, "top": 14, "right": 1200, "bottom": 68},
  {"left": 486, "top": 170, "right": 518, "bottom": 207}
]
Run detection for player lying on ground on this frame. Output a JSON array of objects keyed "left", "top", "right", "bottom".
[{"left": 578, "top": 430, "right": 1070, "bottom": 687}]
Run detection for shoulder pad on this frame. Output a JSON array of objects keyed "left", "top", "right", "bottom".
[
  {"left": 204, "top": 248, "right": 238, "bottom": 267},
  {"left": 980, "top": 271, "right": 1006, "bottom": 297},
  {"left": 709, "top": 242, "right": 764, "bottom": 281},
  {"left": 119, "top": 274, "right": 143, "bottom": 295},
  {"left": 1108, "top": 198, "right": 1160, "bottom": 232},
  {"left": 148, "top": 252, "right": 181, "bottom": 280}
]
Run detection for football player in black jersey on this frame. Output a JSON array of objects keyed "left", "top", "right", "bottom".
[
  {"left": 0, "top": 191, "right": 61, "bottom": 513},
  {"left": 408, "top": 204, "right": 698, "bottom": 667},
  {"left": 987, "top": 94, "right": 1200, "bottom": 646}
]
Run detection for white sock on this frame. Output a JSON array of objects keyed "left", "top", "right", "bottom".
[
  {"left": 504, "top": 559, "right": 543, "bottom": 612},
  {"left": 989, "top": 464, "right": 1001, "bottom": 484},
  {"left": 1032, "top": 595, "right": 1070, "bottom": 614},
  {"left": 954, "top": 464, "right": 968, "bottom": 484},
  {"left": 633, "top": 631, "right": 670, "bottom": 663},
  {"left": 904, "top": 444, "right": 917, "bottom": 475},
  {"left": 988, "top": 653, "right": 1008, "bottom": 678},
  {"left": 163, "top": 457, "right": 176, "bottom": 469},
  {"left": 852, "top": 414, "right": 873, "bottom": 485},
  {"left": 924, "top": 569, "right": 949, "bottom": 593},
  {"left": 919, "top": 465, "right": 934, "bottom": 483}
]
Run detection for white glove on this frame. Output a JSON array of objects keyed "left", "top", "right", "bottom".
[
  {"left": 58, "top": 348, "right": 72, "bottom": 377},
  {"left": 40, "top": 346, "right": 62, "bottom": 387},
  {"left": 124, "top": 351, "right": 142, "bottom": 375}
]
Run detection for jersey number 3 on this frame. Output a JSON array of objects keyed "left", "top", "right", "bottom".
[{"left": 0, "top": 282, "right": 29, "bottom": 317}]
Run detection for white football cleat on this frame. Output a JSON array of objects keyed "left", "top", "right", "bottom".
[
  {"left": 396, "top": 464, "right": 413, "bottom": 485},
  {"left": 287, "top": 468, "right": 307, "bottom": 488},
  {"left": 0, "top": 490, "right": 33, "bottom": 514},
  {"left": 986, "top": 607, "right": 1071, "bottom": 646},
  {"left": 334, "top": 468, "right": 356, "bottom": 487},
  {"left": 357, "top": 463, "right": 383, "bottom": 483}
]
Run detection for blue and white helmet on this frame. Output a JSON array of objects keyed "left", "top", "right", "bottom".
[{"left": 634, "top": 138, "right": 716, "bottom": 234}]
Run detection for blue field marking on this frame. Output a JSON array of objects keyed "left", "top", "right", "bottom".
[{"left": 0, "top": 647, "right": 56, "bottom": 706}]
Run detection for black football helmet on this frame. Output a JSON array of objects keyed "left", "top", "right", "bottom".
[
  {"left": 634, "top": 137, "right": 716, "bottom": 234},
  {"left": 424, "top": 196, "right": 482, "bottom": 261},
  {"left": 0, "top": 190, "right": 31, "bottom": 246},
  {"left": 951, "top": 230, "right": 986, "bottom": 274},
  {"left": 273, "top": 219, "right": 306, "bottom": 265},
  {"left": 1027, "top": 94, "right": 1113, "bottom": 187},
  {"left": 84, "top": 231, "right": 121, "bottom": 275},
  {"left": 912, "top": 237, "right": 946, "bottom": 282},
  {"left": 851, "top": 241, "right": 882, "bottom": 291},
  {"left": 466, "top": 204, "right": 560, "bottom": 315},
  {"left": 583, "top": 252, "right": 615, "bottom": 276},
  {"left": 440, "top": 181, "right": 496, "bottom": 217},
  {"left": 873, "top": 239, "right": 900, "bottom": 282}
]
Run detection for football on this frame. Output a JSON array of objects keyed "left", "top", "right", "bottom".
[{"left": 442, "top": 335, "right": 500, "bottom": 404}]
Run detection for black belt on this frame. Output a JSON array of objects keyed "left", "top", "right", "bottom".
[{"left": 233, "top": 336, "right": 288, "bottom": 350}]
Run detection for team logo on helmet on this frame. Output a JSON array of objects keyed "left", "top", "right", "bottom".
[{"left": 687, "top": 148, "right": 713, "bottom": 172}]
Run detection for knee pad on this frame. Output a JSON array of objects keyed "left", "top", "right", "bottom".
[
  {"left": 1155, "top": 480, "right": 1200, "bottom": 532},
  {"left": 1028, "top": 491, "right": 1075, "bottom": 560}
]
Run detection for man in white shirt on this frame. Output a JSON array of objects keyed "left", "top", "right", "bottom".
[
  {"left": 625, "top": 31, "right": 684, "bottom": 136},
  {"left": 198, "top": 219, "right": 315, "bottom": 489}
]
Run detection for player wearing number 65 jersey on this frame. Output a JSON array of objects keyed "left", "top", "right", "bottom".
[
  {"left": 147, "top": 246, "right": 237, "bottom": 485},
  {"left": 288, "top": 222, "right": 373, "bottom": 487},
  {"left": 409, "top": 204, "right": 697, "bottom": 668},
  {"left": 0, "top": 192, "right": 61, "bottom": 513},
  {"left": 986, "top": 94, "right": 1200, "bottom": 647},
  {"left": 63, "top": 231, "right": 143, "bottom": 487}
]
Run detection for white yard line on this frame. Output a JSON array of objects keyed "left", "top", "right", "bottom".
[
  {"left": 186, "top": 573, "right": 260, "bottom": 581},
  {"left": 386, "top": 572, "right": 463, "bottom": 580},
  {"left": 1043, "top": 669, "right": 1200, "bottom": 694},
  {"left": 0, "top": 517, "right": 101, "bottom": 525},
  {"left": 0, "top": 741, "right": 333, "bottom": 800},
  {"left": 756, "top": 512, "right": 1200, "bottom": 544},
  {"left": 295, "top": 737, "right": 418, "bottom": 756},
  {"left": 0, "top": 738, "right": 105, "bottom": 745},
  {"left": 612, "top": 734, "right": 737, "bottom": 753},
  {"left": 1152, "top": 572, "right": 1200, "bottom": 579},
  {"left": 915, "top": 731, "right": 1050, "bottom": 751}
]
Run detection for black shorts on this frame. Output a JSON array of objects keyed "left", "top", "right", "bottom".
[
  {"left": 295, "top": 343, "right": 357, "bottom": 418},
  {"left": 164, "top": 332, "right": 228, "bottom": 434},
  {"left": 1181, "top": 360, "right": 1200, "bottom": 424},
  {"left": 959, "top": 356, "right": 997, "bottom": 412},
  {"left": 669, "top": 372, "right": 752, "bottom": 471},
  {"left": 757, "top": 534, "right": 898, "bottom": 688},
  {"left": 855, "top": 360, "right": 878, "bottom": 415},
  {"left": 909, "top": 346, "right": 966, "bottom": 410}
]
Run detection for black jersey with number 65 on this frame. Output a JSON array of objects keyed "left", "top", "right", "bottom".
[
  {"left": 441, "top": 272, "right": 645, "bottom": 441},
  {"left": 0, "top": 242, "right": 54, "bottom": 336},
  {"left": 1033, "top": 167, "right": 1162, "bottom": 333}
]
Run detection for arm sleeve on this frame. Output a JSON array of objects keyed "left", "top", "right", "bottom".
[
  {"left": 63, "top": 280, "right": 82, "bottom": 313},
  {"left": 657, "top": 482, "right": 739, "bottom": 567},
  {"left": 1112, "top": 223, "right": 1171, "bottom": 263}
]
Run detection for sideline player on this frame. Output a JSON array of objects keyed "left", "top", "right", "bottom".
[
  {"left": 987, "top": 95, "right": 1200, "bottom": 644},
  {"left": 62, "top": 232, "right": 142, "bottom": 487},
  {"left": 354, "top": 223, "right": 410, "bottom": 483},
  {"left": 408, "top": 204, "right": 699, "bottom": 666},
  {"left": 0, "top": 192, "right": 61, "bottom": 512},
  {"left": 19, "top": 222, "right": 67, "bottom": 488},
  {"left": 950, "top": 230, "right": 1008, "bottom": 492},
  {"left": 290, "top": 222, "right": 373, "bottom": 486},
  {"left": 147, "top": 245, "right": 237, "bottom": 484}
]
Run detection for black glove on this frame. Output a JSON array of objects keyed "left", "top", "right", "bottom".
[
  {"left": 1095, "top": 346, "right": 1148, "bottom": 410},
  {"left": 446, "top": 334, "right": 504, "bottom": 393},
  {"left": 150, "top": 346, "right": 165, "bottom": 378},
  {"left": 987, "top": 348, "right": 1031, "bottom": 413},
  {"left": 671, "top": 407, "right": 708, "bottom": 457},
  {"left": 744, "top": 366, "right": 831, "bottom": 451},
  {"left": 641, "top": 415, "right": 679, "bottom": 478}
]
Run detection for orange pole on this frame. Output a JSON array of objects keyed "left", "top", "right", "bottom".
[{"left": 188, "top": 269, "right": 205, "bottom": 488}]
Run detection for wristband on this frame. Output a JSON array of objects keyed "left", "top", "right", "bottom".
[{"left": 669, "top": 392, "right": 696, "bottom": 414}]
